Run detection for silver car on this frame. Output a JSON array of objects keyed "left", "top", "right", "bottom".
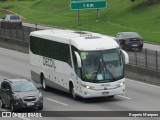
[
  {"left": 0, "top": 79, "right": 43, "bottom": 111},
  {"left": 0, "top": 14, "right": 22, "bottom": 29}
]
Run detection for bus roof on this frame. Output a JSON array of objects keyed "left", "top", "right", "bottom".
[{"left": 30, "top": 29, "right": 119, "bottom": 51}]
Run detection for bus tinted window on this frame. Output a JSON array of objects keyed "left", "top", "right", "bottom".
[{"left": 30, "top": 36, "right": 71, "bottom": 65}]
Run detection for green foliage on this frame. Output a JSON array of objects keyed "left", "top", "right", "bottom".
[
  {"left": 130, "top": 0, "right": 160, "bottom": 4},
  {"left": 0, "top": 0, "right": 160, "bottom": 43}
]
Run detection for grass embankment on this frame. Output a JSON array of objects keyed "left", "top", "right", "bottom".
[{"left": 0, "top": 0, "right": 160, "bottom": 43}]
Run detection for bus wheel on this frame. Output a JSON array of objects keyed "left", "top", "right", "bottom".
[
  {"left": 42, "top": 77, "right": 48, "bottom": 91},
  {"left": 70, "top": 84, "right": 78, "bottom": 100}
]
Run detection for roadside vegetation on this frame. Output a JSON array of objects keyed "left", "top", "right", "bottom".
[{"left": 0, "top": 0, "right": 160, "bottom": 43}]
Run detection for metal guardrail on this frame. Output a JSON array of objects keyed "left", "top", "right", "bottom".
[
  {"left": 129, "top": 49, "right": 160, "bottom": 71},
  {"left": 0, "top": 25, "right": 40, "bottom": 42},
  {"left": 0, "top": 25, "right": 160, "bottom": 71}
]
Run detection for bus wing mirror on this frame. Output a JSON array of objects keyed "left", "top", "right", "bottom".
[
  {"left": 74, "top": 51, "right": 82, "bottom": 68},
  {"left": 121, "top": 49, "right": 129, "bottom": 64}
]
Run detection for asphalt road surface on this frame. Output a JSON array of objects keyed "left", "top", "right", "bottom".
[{"left": 0, "top": 47, "right": 160, "bottom": 120}]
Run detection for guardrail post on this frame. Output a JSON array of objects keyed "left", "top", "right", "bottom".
[
  {"left": 3, "top": 28, "right": 5, "bottom": 38},
  {"left": 16, "top": 28, "right": 18, "bottom": 39},
  {"left": 135, "top": 50, "right": 137, "bottom": 65},
  {"left": 22, "top": 27, "right": 25, "bottom": 41},
  {"left": 145, "top": 49, "right": 148, "bottom": 68},
  {"left": 3, "top": 28, "right": 7, "bottom": 41},
  {"left": 35, "top": 24, "right": 37, "bottom": 31},
  {"left": 156, "top": 51, "right": 158, "bottom": 70},
  {"left": 28, "top": 27, "right": 30, "bottom": 34},
  {"left": 28, "top": 27, "right": 30, "bottom": 42},
  {"left": 10, "top": 27, "right": 11, "bottom": 38}
]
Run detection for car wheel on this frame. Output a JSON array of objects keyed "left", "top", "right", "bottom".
[
  {"left": 42, "top": 77, "right": 48, "bottom": 91},
  {"left": 0, "top": 99, "right": 5, "bottom": 108},
  {"left": 10, "top": 102, "right": 16, "bottom": 112},
  {"left": 38, "top": 105, "right": 43, "bottom": 110}
]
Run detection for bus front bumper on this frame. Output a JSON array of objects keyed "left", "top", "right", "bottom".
[{"left": 79, "top": 85, "right": 125, "bottom": 98}]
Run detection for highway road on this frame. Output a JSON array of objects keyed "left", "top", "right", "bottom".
[{"left": 0, "top": 47, "right": 160, "bottom": 120}]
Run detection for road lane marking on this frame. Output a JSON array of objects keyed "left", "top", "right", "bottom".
[
  {"left": 118, "top": 95, "right": 132, "bottom": 100},
  {"left": 127, "top": 78, "right": 160, "bottom": 89},
  {"left": 44, "top": 98, "right": 69, "bottom": 106}
]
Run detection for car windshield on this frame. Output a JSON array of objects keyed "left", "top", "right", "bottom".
[
  {"left": 12, "top": 81, "right": 37, "bottom": 92},
  {"left": 10, "top": 15, "right": 20, "bottom": 20},
  {"left": 121, "top": 32, "right": 140, "bottom": 38},
  {"left": 80, "top": 49, "right": 124, "bottom": 83}
]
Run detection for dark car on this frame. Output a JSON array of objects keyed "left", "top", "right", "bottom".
[
  {"left": 0, "top": 79, "right": 43, "bottom": 111},
  {"left": 116, "top": 32, "right": 143, "bottom": 51},
  {"left": 0, "top": 14, "right": 22, "bottom": 29},
  {"left": 111, "top": 37, "right": 120, "bottom": 45}
]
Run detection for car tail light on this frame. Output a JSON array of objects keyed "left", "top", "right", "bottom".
[
  {"left": 125, "top": 38, "right": 130, "bottom": 43},
  {"left": 140, "top": 38, "right": 143, "bottom": 42}
]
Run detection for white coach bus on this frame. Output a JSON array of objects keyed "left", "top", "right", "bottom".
[{"left": 29, "top": 29, "right": 129, "bottom": 99}]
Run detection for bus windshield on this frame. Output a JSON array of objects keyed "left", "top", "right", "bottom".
[{"left": 80, "top": 49, "right": 124, "bottom": 83}]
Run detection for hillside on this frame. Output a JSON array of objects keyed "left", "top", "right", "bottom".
[{"left": 0, "top": 0, "right": 160, "bottom": 43}]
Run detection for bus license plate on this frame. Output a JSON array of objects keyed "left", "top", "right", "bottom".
[{"left": 102, "top": 92, "right": 109, "bottom": 95}]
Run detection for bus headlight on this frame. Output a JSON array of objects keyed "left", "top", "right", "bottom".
[
  {"left": 81, "top": 83, "right": 94, "bottom": 89},
  {"left": 117, "top": 81, "right": 125, "bottom": 87}
]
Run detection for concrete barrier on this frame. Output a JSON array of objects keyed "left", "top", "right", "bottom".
[
  {"left": 0, "top": 36, "right": 28, "bottom": 53},
  {"left": 125, "top": 64, "right": 160, "bottom": 85}
]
